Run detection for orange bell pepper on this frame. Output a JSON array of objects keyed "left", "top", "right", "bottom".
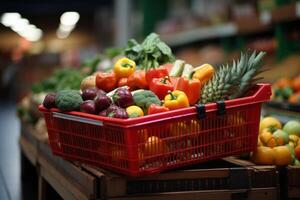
[
  {"left": 127, "top": 70, "right": 149, "bottom": 90},
  {"left": 174, "top": 77, "right": 202, "bottom": 105},
  {"left": 95, "top": 72, "right": 117, "bottom": 92}
]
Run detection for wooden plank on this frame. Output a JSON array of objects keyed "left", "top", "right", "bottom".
[
  {"left": 38, "top": 141, "right": 98, "bottom": 199},
  {"left": 108, "top": 188, "right": 277, "bottom": 200},
  {"left": 38, "top": 175, "right": 47, "bottom": 200},
  {"left": 39, "top": 155, "right": 88, "bottom": 200},
  {"left": 288, "top": 186, "right": 300, "bottom": 198},
  {"left": 19, "top": 136, "right": 37, "bottom": 165}
]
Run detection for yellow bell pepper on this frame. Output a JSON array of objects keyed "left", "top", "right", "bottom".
[
  {"left": 163, "top": 90, "right": 189, "bottom": 110},
  {"left": 126, "top": 105, "right": 144, "bottom": 118},
  {"left": 114, "top": 57, "right": 136, "bottom": 78},
  {"left": 191, "top": 63, "right": 215, "bottom": 85}
]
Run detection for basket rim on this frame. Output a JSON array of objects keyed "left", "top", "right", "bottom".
[{"left": 39, "top": 83, "right": 271, "bottom": 127}]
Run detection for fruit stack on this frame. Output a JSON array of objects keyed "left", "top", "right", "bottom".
[
  {"left": 272, "top": 75, "right": 300, "bottom": 104},
  {"left": 252, "top": 116, "right": 300, "bottom": 167}
]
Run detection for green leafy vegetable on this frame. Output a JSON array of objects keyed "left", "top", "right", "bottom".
[
  {"left": 132, "top": 90, "right": 161, "bottom": 114},
  {"left": 31, "top": 68, "right": 83, "bottom": 93},
  {"left": 124, "top": 33, "right": 174, "bottom": 70}
]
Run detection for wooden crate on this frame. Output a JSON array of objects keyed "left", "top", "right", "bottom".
[
  {"left": 281, "top": 166, "right": 300, "bottom": 199},
  {"left": 82, "top": 157, "right": 278, "bottom": 200}
]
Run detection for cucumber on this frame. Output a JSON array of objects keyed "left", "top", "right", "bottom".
[
  {"left": 169, "top": 60, "right": 185, "bottom": 77},
  {"left": 181, "top": 64, "right": 193, "bottom": 78}
]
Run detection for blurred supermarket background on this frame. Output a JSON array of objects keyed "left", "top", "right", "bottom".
[
  {"left": 0, "top": 0, "right": 300, "bottom": 199},
  {"left": 1, "top": 0, "right": 300, "bottom": 102}
]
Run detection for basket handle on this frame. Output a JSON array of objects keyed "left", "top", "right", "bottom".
[{"left": 53, "top": 112, "right": 103, "bottom": 126}]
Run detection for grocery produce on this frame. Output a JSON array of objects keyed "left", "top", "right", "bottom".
[
  {"left": 81, "top": 88, "right": 99, "bottom": 100},
  {"left": 147, "top": 104, "right": 169, "bottom": 115},
  {"left": 283, "top": 120, "right": 300, "bottom": 137},
  {"left": 251, "top": 146, "right": 275, "bottom": 165},
  {"left": 112, "top": 88, "right": 134, "bottom": 108},
  {"left": 117, "top": 78, "right": 129, "bottom": 87},
  {"left": 114, "top": 57, "right": 136, "bottom": 78},
  {"left": 259, "top": 116, "right": 282, "bottom": 133},
  {"left": 94, "top": 93, "right": 112, "bottom": 112},
  {"left": 95, "top": 72, "right": 118, "bottom": 92},
  {"left": 127, "top": 70, "right": 148, "bottom": 90},
  {"left": 144, "top": 136, "right": 164, "bottom": 155},
  {"left": 106, "top": 105, "right": 128, "bottom": 119},
  {"left": 41, "top": 34, "right": 269, "bottom": 121},
  {"left": 272, "top": 74, "right": 300, "bottom": 103},
  {"left": 273, "top": 146, "right": 292, "bottom": 166},
  {"left": 145, "top": 67, "right": 169, "bottom": 84},
  {"left": 252, "top": 116, "right": 300, "bottom": 167},
  {"left": 80, "top": 100, "right": 98, "bottom": 114},
  {"left": 181, "top": 63, "right": 193, "bottom": 78},
  {"left": 200, "top": 51, "right": 266, "bottom": 104},
  {"left": 169, "top": 60, "right": 185, "bottom": 77},
  {"left": 149, "top": 76, "right": 174, "bottom": 100},
  {"left": 32, "top": 68, "right": 84, "bottom": 93},
  {"left": 163, "top": 90, "right": 189, "bottom": 110},
  {"left": 191, "top": 63, "right": 215, "bottom": 85},
  {"left": 273, "top": 129, "right": 289, "bottom": 145},
  {"left": 80, "top": 75, "right": 96, "bottom": 91},
  {"left": 174, "top": 77, "right": 201, "bottom": 105},
  {"left": 126, "top": 106, "right": 144, "bottom": 118},
  {"left": 295, "top": 145, "right": 300, "bottom": 160},
  {"left": 42, "top": 93, "right": 57, "bottom": 109},
  {"left": 55, "top": 90, "right": 83, "bottom": 112},
  {"left": 124, "top": 33, "right": 174, "bottom": 70},
  {"left": 132, "top": 90, "right": 161, "bottom": 114}
]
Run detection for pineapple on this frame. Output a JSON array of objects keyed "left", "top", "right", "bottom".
[{"left": 199, "top": 51, "right": 266, "bottom": 104}]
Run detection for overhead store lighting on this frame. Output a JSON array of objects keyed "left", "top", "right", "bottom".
[
  {"left": 56, "top": 11, "right": 80, "bottom": 39},
  {"left": 60, "top": 12, "right": 80, "bottom": 26},
  {"left": 11, "top": 18, "right": 29, "bottom": 32},
  {"left": 0, "top": 12, "right": 43, "bottom": 42},
  {"left": 0, "top": 12, "right": 21, "bottom": 27}
]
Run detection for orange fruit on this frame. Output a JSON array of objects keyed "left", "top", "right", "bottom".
[
  {"left": 251, "top": 146, "right": 274, "bottom": 165},
  {"left": 273, "top": 146, "right": 292, "bottom": 166},
  {"left": 259, "top": 117, "right": 282, "bottom": 133},
  {"left": 288, "top": 93, "right": 300, "bottom": 104},
  {"left": 295, "top": 145, "right": 300, "bottom": 161},
  {"left": 144, "top": 136, "right": 164, "bottom": 155},
  {"left": 275, "top": 77, "right": 293, "bottom": 89},
  {"left": 260, "top": 129, "right": 277, "bottom": 148},
  {"left": 292, "top": 75, "right": 300, "bottom": 92}
]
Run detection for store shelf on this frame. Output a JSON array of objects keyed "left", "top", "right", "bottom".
[
  {"left": 162, "top": 2, "right": 300, "bottom": 47},
  {"left": 162, "top": 23, "right": 237, "bottom": 47},
  {"left": 272, "top": 2, "right": 300, "bottom": 23}
]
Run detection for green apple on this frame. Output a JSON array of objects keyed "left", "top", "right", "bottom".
[{"left": 273, "top": 129, "right": 289, "bottom": 145}]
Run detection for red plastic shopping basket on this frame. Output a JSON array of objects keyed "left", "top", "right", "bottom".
[{"left": 39, "top": 83, "right": 271, "bottom": 176}]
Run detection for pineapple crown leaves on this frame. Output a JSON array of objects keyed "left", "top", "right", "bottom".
[{"left": 199, "top": 51, "right": 266, "bottom": 104}]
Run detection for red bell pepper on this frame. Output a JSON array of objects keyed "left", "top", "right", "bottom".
[
  {"left": 174, "top": 77, "right": 202, "bottom": 105},
  {"left": 148, "top": 104, "right": 169, "bottom": 115},
  {"left": 145, "top": 67, "right": 169, "bottom": 84},
  {"left": 149, "top": 76, "right": 174, "bottom": 100}
]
